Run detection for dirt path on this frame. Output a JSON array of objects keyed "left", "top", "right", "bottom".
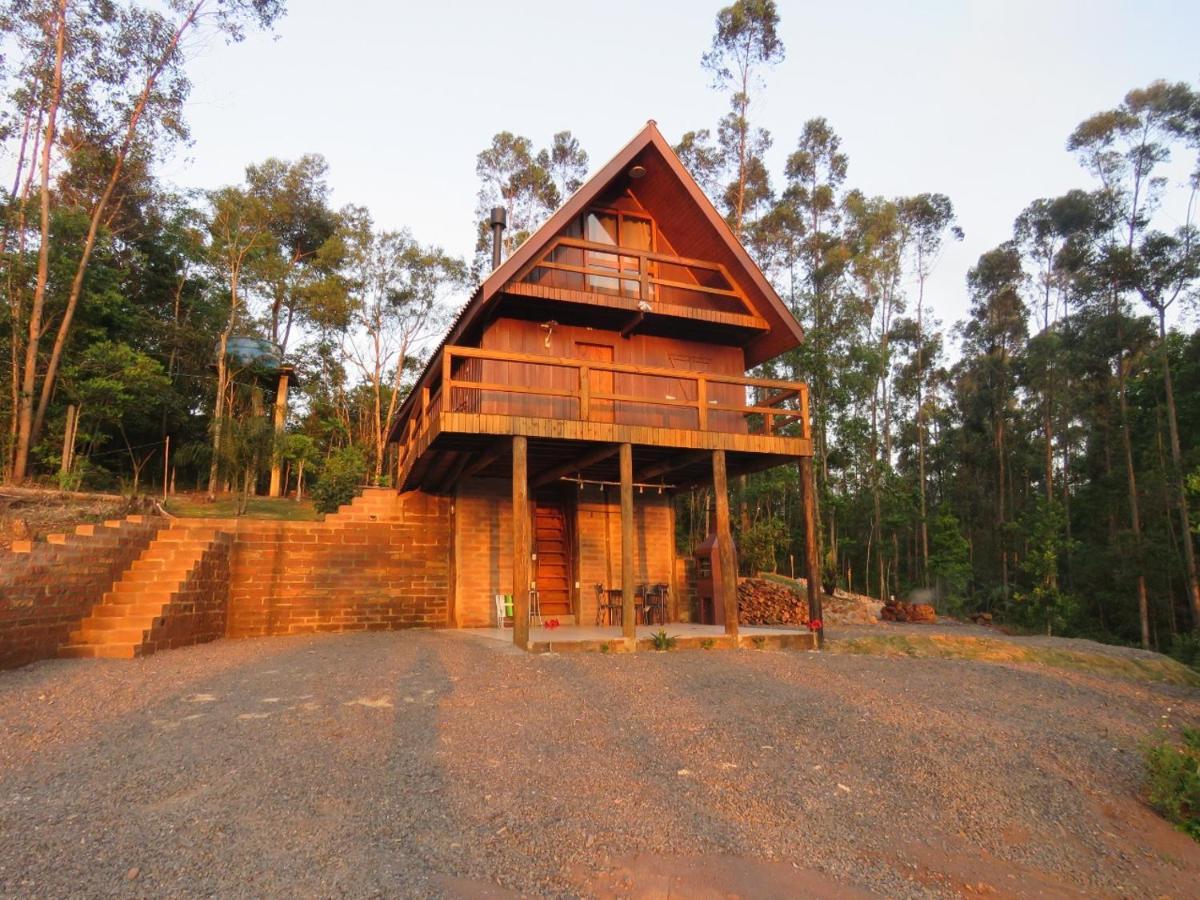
[{"left": 1, "top": 631, "right": 1198, "bottom": 897}]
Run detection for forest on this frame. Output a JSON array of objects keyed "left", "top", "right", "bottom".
[{"left": 2, "top": 1, "right": 1198, "bottom": 656}]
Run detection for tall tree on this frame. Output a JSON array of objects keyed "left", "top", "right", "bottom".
[
  {"left": 344, "top": 211, "right": 464, "bottom": 482},
  {"left": 700, "top": 0, "right": 784, "bottom": 238}
]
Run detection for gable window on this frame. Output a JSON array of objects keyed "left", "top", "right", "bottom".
[{"left": 577, "top": 208, "right": 654, "bottom": 297}]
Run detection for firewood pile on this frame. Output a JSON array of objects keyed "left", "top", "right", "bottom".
[
  {"left": 969, "top": 611, "right": 993, "bottom": 626},
  {"left": 737, "top": 578, "right": 809, "bottom": 625},
  {"left": 880, "top": 598, "right": 937, "bottom": 624}
]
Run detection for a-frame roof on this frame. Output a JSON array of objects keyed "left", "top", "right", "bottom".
[{"left": 394, "top": 121, "right": 805, "bottom": 435}]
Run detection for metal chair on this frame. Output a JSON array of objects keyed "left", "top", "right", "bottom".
[{"left": 644, "top": 583, "right": 669, "bottom": 625}]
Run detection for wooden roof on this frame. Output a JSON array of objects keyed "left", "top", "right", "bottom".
[{"left": 393, "top": 121, "right": 804, "bottom": 435}]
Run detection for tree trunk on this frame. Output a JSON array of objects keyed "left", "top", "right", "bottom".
[
  {"left": 1158, "top": 312, "right": 1200, "bottom": 631},
  {"left": 12, "top": 0, "right": 67, "bottom": 484}
]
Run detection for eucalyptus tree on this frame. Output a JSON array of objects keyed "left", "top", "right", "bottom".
[
  {"left": 1067, "top": 80, "right": 1196, "bottom": 645},
  {"left": 897, "top": 193, "right": 961, "bottom": 584},
  {"left": 204, "top": 184, "right": 272, "bottom": 498},
  {"left": 960, "top": 244, "right": 1028, "bottom": 605},
  {"left": 1134, "top": 226, "right": 1200, "bottom": 629},
  {"left": 473, "top": 131, "right": 585, "bottom": 270},
  {"left": 699, "top": 0, "right": 783, "bottom": 238},
  {"left": 343, "top": 210, "right": 465, "bottom": 482},
  {"left": 244, "top": 154, "right": 345, "bottom": 354}
]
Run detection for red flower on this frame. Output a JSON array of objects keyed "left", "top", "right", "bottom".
[
  {"left": 545, "top": 618, "right": 561, "bottom": 631},
  {"left": 806, "top": 618, "right": 823, "bottom": 632}
]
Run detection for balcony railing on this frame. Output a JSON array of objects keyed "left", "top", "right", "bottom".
[
  {"left": 396, "top": 346, "right": 810, "bottom": 479},
  {"left": 519, "top": 236, "right": 753, "bottom": 317}
]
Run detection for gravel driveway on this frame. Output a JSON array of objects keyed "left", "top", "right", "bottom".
[{"left": 2, "top": 630, "right": 1198, "bottom": 898}]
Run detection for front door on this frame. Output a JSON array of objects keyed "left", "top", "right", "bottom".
[{"left": 534, "top": 498, "right": 572, "bottom": 618}]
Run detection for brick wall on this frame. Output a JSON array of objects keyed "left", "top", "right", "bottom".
[
  {"left": 454, "top": 478, "right": 674, "bottom": 627},
  {"left": 221, "top": 489, "right": 452, "bottom": 638},
  {"left": 0, "top": 516, "right": 164, "bottom": 669},
  {"left": 576, "top": 488, "right": 673, "bottom": 624}
]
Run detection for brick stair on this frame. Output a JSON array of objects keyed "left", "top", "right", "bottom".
[
  {"left": 329, "top": 487, "right": 403, "bottom": 522},
  {"left": 59, "top": 525, "right": 230, "bottom": 660}
]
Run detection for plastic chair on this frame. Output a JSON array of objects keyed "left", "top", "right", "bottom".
[{"left": 494, "top": 593, "right": 513, "bottom": 629}]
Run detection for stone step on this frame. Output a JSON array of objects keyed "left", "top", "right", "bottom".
[
  {"left": 72, "top": 624, "right": 151, "bottom": 644},
  {"left": 89, "top": 602, "right": 171, "bottom": 624}
]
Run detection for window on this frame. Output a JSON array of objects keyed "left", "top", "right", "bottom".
[{"left": 581, "top": 208, "right": 653, "bottom": 297}]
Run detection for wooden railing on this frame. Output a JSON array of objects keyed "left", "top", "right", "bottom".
[
  {"left": 520, "top": 236, "right": 751, "bottom": 316},
  {"left": 397, "top": 346, "right": 810, "bottom": 477}
]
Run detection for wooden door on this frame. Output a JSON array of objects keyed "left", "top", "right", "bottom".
[
  {"left": 534, "top": 498, "right": 572, "bottom": 618},
  {"left": 576, "top": 342, "right": 614, "bottom": 423}
]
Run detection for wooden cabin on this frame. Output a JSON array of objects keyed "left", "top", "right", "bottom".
[{"left": 390, "top": 121, "right": 821, "bottom": 648}]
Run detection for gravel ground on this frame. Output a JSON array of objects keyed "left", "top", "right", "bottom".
[{"left": 2, "top": 630, "right": 1198, "bottom": 898}]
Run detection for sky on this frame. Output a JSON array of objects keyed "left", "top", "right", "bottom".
[{"left": 163, "top": 0, "right": 1200, "bottom": 342}]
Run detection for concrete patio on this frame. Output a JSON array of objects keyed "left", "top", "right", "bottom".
[{"left": 464, "top": 622, "right": 817, "bottom": 652}]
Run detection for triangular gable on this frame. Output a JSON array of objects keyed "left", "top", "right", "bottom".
[{"left": 444, "top": 120, "right": 803, "bottom": 366}]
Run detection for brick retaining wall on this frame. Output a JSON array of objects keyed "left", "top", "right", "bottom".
[{"left": 218, "top": 489, "right": 453, "bottom": 638}]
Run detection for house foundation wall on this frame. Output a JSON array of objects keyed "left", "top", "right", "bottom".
[{"left": 454, "top": 478, "right": 675, "bottom": 628}]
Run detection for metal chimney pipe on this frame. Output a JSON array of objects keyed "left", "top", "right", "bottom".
[{"left": 489, "top": 207, "right": 507, "bottom": 271}]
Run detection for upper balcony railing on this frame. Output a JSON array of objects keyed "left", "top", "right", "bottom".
[
  {"left": 396, "top": 346, "right": 810, "bottom": 480},
  {"left": 518, "top": 236, "right": 753, "bottom": 317}
]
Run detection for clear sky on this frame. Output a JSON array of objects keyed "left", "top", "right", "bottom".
[{"left": 164, "top": 0, "right": 1200, "bottom": 339}]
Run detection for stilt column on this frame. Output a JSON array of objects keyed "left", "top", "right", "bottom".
[
  {"left": 799, "top": 455, "right": 824, "bottom": 648},
  {"left": 619, "top": 442, "right": 636, "bottom": 643},
  {"left": 512, "top": 436, "right": 530, "bottom": 649},
  {"left": 712, "top": 449, "right": 739, "bottom": 638}
]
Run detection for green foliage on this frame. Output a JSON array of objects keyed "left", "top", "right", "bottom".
[
  {"left": 737, "top": 516, "right": 787, "bottom": 574},
  {"left": 648, "top": 630, "right": 677, "bottom": 651},
  {"left": 1012, "top": 499, "right": 1079, "bottom": 635},
  {"left": 1168, "top": 633, "right": 1200, "bottom": 671},
  {"left": 928, "top": 509, "right": 971, "bottom": 612},
  {"left": 311, "top": 446, "right": 367, "bottom": 513},
  {"left": 1144, "top": 728, "right": 1200, "bottom": 841}
]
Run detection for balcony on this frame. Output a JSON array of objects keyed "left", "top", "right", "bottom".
[
  {"left": 396, "top": 346, "right": 812, "bottom": 491},
  {"left": 509, "top": 236, "right": 769, "bottom": 334}
]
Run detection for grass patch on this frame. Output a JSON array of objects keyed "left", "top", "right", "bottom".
[
  {"left": 1144, "top": 727, "right": 1200, "bottom": 841},
  {"left": 164, "top": 496, "right": 320, "bottom": 521},
  {"left": 827, "top": 633, "right": 1200, "bottom": 686}
]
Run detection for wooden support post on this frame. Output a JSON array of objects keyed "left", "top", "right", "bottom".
[
  {"left": 268, "top": 369, "right": 290, "bottom": 497},
  {"left": 712, "top": 449, "right": 739, "bottom": 638},
  {"left": 512, "top": 436, "right": 531, "bottom": 650},
  {"left": 799, "top": 455, "right": 824, "bottom": 648},
  {"left": 619, "top": 442, "right": 636, "bottom": 643}
]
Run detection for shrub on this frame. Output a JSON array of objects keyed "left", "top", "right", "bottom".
[
  {"left": 1168, "top": 633, "right": 1200, "bottom": 671},
  {"left": 1144, "top": 727, "right": 1200, "bottom": 841},
  {"left": 649, "top": 629, "right": 676, "bottom": 651},
  {"left": 311, "top": 446, "right": 367, "bottom": 513}
]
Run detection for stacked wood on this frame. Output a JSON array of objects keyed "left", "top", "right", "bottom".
[
  {"left": 737, "top": 578, "right": 809, "bottom": 625},
  {"left": 969, "top": 611, "right": 993, "bottom": 626},
  {"left": 881, "top": 598, "right": 937, "bottom": 624}
]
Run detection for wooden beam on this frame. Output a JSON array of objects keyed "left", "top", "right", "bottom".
[
  {"left": 799, "top": 455, "right": 823, "bottom": 648},
  {"left": 712, "top": 449, "right": 739, "bottom": 638},
  {"left": 619, "top": 442, "right": 636, "bottom": 643},
  {"left": 512, "top": 436, "right": 530, "bottom": 650},
  {"left": 636, "top": 450, "right": 711, "bottom": 484},
  {"left": 531, "top": 444, "right": 619, "bottom": 489},
  {"left": 461, "top": 441, "right": 508, "bottom": 480},
  {"left": 432, "top": 451, "right": 470, "bottom": 495}
]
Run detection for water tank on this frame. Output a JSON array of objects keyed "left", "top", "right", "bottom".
[{"left": 221, "top": 337, "right": 282, "bottom": 370}]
